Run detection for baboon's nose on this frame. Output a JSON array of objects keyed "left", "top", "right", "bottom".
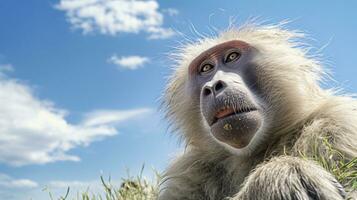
[{"left": 202, "top": 80, "right": 227, "bottom": 97}]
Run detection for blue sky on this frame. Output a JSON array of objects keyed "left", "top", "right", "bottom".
[{"left": 0, "top": 0, "right": 356, "bottom": 199}]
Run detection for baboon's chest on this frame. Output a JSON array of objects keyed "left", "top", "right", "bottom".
[{"left": 200, "top": 161, "right": 254, "bottom": 199}]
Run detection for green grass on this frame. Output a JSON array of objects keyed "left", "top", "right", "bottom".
[
  {"left": 47, "top": 138, "right": 356, "bottom": 200},
  {"left": 296, "top": 137, "right": 357, "bottom": 199},
  {"left": 44, "top": 166, "right": 161, "bottom": 200},
  {"left": 307, "top": 138, "right": 357, "bottom": 191}
]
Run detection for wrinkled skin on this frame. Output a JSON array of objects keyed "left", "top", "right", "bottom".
[{"left": 188, "top": 40, "right": 263, "bottom": 149}]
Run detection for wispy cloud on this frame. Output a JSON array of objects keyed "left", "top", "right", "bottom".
[
  {"left": 56, "top": 0, "right": 176, "bottom": 39},
  {"left": 0, "top": 63, "right": 14, "bottom": 72},
  {"left": 0, "top": 178, "right": 112, "bottom": 200},
  {"left": 83, "top": 108, "right": 151, "bottom": 126},
  {"left": 108, "top": 55, "right": 149, "bottom": 70},
  {"left": 0, "top": 66, "right": 153, "bottom": 166},
  {"left": 162, "top": 8, "right": 179, "bottom": 16},
  {"left": 0, "top": 174, "right": 38, "bottom": 189},
  {"left": 49, "top": 180, "right": 97, "bottom": 188}
]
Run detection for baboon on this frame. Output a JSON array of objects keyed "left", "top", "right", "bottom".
[{"left": 159, "top": 23, "right": 357, "bottom": 200}]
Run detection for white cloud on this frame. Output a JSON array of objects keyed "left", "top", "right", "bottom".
[
  {"left": 162, "top": 8, "right": 179, "bottom": 16},
  {"left": 0, "top": 179, "right": 105, "bottom": 200},
  {"left": 83, "top": 108, "right": 151, "bottom": 126},
  {"left": 108, "top": 55, "right": 149, "bottom": 70},
  {"left": 56, "top": 0, "right": 176, "bottom": 39},
  {"left": 0, "top": 174, "right": 38, "bottom": 189},
  {"left": 0, "top": 176, "right": 121, "bottom": 199},
  {"left": 0, "top": 64, "right": 14, "bottom": 72},
  {"left": 0, "top": 68, "right": 153, "bottom": 166},
  {"left": 49, "top": 180, "right": 94, "bottom": 188}
]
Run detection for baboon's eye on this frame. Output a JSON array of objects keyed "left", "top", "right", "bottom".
[
  {"left": 199, "top": 64, "right": 214, "bottom": 75},
  {"left": 225, "top": 52, "right": 240, "bottom": 63}
]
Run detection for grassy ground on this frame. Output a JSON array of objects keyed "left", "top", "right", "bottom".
[
  {"left": 47, "top": 140, "right": 356, "bottom": 200},
  {"left": 313, "top": 139, "right": 357, "bottom": 192},
  {"left": 45, "top": 166, "right": 160, "bottom": 200}
]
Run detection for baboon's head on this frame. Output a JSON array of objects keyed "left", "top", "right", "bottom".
[
  {"left": 164, "top": 24, "right": 324, "bottom": 155},
  {"left": 188, "top": 40, "right": 262, "bottom": 149}
]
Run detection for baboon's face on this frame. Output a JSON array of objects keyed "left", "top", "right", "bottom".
[{"left": 188, "top": 40, "right": 264, "bottom": 149}]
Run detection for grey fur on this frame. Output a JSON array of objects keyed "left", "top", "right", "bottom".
[{"left": 159, "top": 23, "right": 357, "bottom": 200}]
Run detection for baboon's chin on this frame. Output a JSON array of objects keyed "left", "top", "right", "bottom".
[{"left": 209, "top": 110, "right": 262, "bottom": 149}]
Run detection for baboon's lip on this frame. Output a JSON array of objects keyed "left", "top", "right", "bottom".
[
  {"left": 215, "top": 107, "right": 235, "bottom": 119},
  {"left": 211, "top": 107, "right": 257, "bottom": 125}
]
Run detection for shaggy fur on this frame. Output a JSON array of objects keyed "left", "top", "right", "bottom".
[{"left": 159, "top": 23, "right": 357, "bottom": 200}]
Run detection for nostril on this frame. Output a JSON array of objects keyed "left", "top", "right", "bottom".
[
  {"left": 203, "top": 87, "right": 212, "bottom": 96},
  {"left": 214, "top": 81, "right": 224, "bottom": 92}
]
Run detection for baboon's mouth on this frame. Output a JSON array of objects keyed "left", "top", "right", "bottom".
[{"left": 211, "top": 106, "right": 257, "bottom": 125}]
